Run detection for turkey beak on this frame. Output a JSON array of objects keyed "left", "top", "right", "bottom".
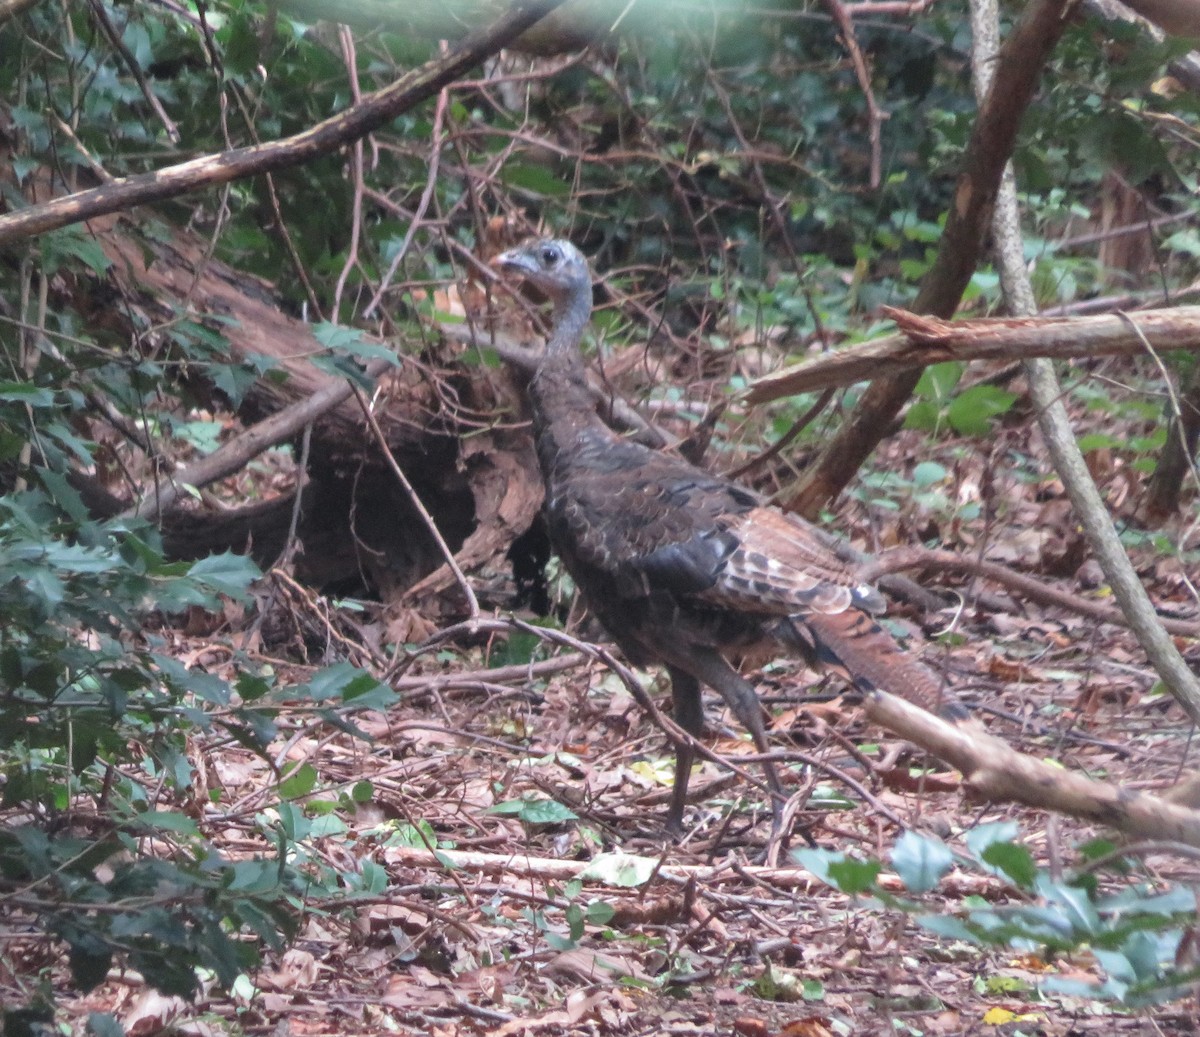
[{"left": 492, "top": 249, "right": 537, "bottom": 278}]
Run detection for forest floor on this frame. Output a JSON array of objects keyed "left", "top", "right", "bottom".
[{"left": 9, "top": 400, "right": 1200, "bottom": 1037}]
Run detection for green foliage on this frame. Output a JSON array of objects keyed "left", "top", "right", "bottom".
[
  {"left": 0, "top": 826, "right": 299, "bottom": 997},
  {"left": 796, "top": 827, "right": 1200, "bottom": 1007},
  {"left": 489, "top": 797, "right": 579, "bottom": 825},
  {"left": 477, "top": 873, "right": 616, "bottom": 954},
  {"left": 0, "top": 478, "right": 400, "bottom": 1001},
  {"left": 905, "top": 361, "right": 1018, "bottom": 437},
  {"left": 1071, "top": 379, "right": 1174, "bottom": 476},
  {"left": 0, "top": 14, "right": 417, "bottom": 1007}
]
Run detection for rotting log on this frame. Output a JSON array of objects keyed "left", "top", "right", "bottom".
[{"left": 62, "top": 216, "right": 545, "bottom": 631}]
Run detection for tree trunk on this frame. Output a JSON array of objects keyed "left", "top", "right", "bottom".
[{"left": 1143, "top": 364, "right": 1200, "bottom": 523}]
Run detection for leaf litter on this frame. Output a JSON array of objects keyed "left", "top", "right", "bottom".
[{"left": 15, "top": 382, "right": 1200, "bottom": 1037}]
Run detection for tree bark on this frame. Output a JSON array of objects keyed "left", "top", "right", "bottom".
[
  {"left": 746, "top": 306, "right": 1200, "bottom": 401},
  {"left": 1143, "top": 363, "right": 1200, "bottom": 522}
]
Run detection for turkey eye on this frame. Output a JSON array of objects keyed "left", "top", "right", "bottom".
[{"left": 540, "top": 245, "right": 560, "bottom": 265}]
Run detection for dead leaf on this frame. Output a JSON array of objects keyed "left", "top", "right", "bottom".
[
  {"left": 780, "top": 1018, "right": 835, "bottom": 1037},
  {"left": 381, "top": 972, "right": 453, "bottom": 1010},
  {"left": 123, "top": 990, "right": 187, "bottom": 1036},
  {"left": 260, "top": 947, "right": 320, "bottom": 990},
  {"left": 542, "top": 947, "right": 650, "bottom": 985}
]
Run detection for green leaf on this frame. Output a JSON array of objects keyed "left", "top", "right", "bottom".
[
  {"left": 171, "top": 420, "right": 223, "bottom": 453},
  {"left": 0, "top": 382, "right": 55, "bottom": 406},
  {"left": 981, "top": 842, "right": 1038, "bottom": 889},
  {"left": 274, "top": 802, "right": 309, "bottom": 841},
  {"left": 1163, "top": 228, "right": 1200, "bottom": 258},
  {"left": 914, "top": 361, "right": 963, "bottom": 401},
  {"left": 311, "top": 323, "right": 400, "bottom": 365},
  {"left": 586, "top": 900, "right": 616, "bottom": 925},
  {"left": 1077, "top": 433, "right": 1122, "bottom": 453},
  {"left": 912, "top": 461, "right": 947, "bottom": 488},
  {"left": 488, "top": 798, "right": 577, "bottom": 825},
  {"left": 490, "top": 631, "right": 540, "bottom": 667},
  {"left": 359, "top": 859, "right": 388, "bottom": 894},
  {"left": 278, "top": 763, "right": 318, "bottom": 800},
  {"left": 1076, "top": 837, "right": 1123, "bottom": 868},
  {"left": 211, "top": 362, "right": 261, "bottom": 407},
  {"left": 500, "top": 162, "right": 570, "bottom": 197},
  {"left": 235, "top": 673, "right": 273, "bottom": 702},
  {"left": 964, "top": 821, "right": 1018, "bottom": 863},
  {"left": 225, "top": 860, "right": 284, "bottom": 894},
  {"left": 1037, "top": 876, "right": 1101, "bottom": 937},
  {"left": 891, "top": 831, "right": 952, "bottom": 893},
  {"left": 307, "top": 353, "right": 379, "bottom": 387},
  {"left": 300, "top": 663, "right": 393, "bottom": 707},
  {"left": 42, "top": 227, "right": 112, "bottom": 275},
  {"left": 903, "top": 399, "right": 941, "bottom": 432},
  {"left": 566, "top": 901, "right": 585, "bottom": 941},
  {"left": 307, "top": 814, "right": 347, "bottom": 838},
  {"left": 186, "top": 552, "right": 260, "bottom": 599},
  {"left": 946, "top": 385, "right": 1017, "bottom": 437},
  {"left": 34, "top": 467, "right": 91, "bottom": 525},
  {"left": 793, "top": 848, "right": 881, "bottom": 893}
]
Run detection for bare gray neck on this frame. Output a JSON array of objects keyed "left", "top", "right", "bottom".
[
  {"left": 546, "top": 284, "right": 592, "bottom": 358},
  {"left": 526, "top": 283, "right": 612, "bottom": 475}
]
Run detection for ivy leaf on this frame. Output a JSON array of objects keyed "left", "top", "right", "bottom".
[
  {"left": 946, "top": 385, "right": 1017, "bottom": 436},
  {"left": 278, "top": 763, "right": 318, "bottom": 800},
  {"left": 891, "top": 831, "right": 953, "bottom": 893},
  {"left": 488, "top": 798, "right": 577, "bottom": 825},
  {"left": 793, "top": 848, "right": 881, "bottom": 893},
  {"left": 186, "top": 552, "right": 261, "bottom": 599}
]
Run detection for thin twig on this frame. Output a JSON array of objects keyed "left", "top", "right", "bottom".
[
  {"left": 363, "top": 84, "right": 450, "bottom": 318},
  {"left": 858, "top": 546, "right": 1200, "bottom": 638},
  {"left": 86, "top": 0, "right": 180, "bottom": 143},
  {"left": 333, "top": 26, "right": 366, "bottom": 320},
  {"left": 818, "top": 0, "right": 885, "bottom": 187},
  {"left": 725, "top": 388, "right": 834, "bottom": 480},
  {"left": 351, "top": 384, "right": 480, "bottom": 617}
]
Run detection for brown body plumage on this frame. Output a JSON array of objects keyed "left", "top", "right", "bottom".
[{"left": 494, "top": 239, "right": 961, "bottom": 834}]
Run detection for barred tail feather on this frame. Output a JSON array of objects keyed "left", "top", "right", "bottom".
[{"left": 804, "top": 611, "right": 966, "bottom": 720}]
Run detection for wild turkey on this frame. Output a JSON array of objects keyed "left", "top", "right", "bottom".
[{"left": 493, "top": 238, "right": 964, "bottom": 835}]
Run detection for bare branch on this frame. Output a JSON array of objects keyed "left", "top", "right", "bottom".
[
  {"left": 0, "top": 0, "right": 568, "bottom": 246},
  {"left": 746, "top": 305, "right": 1200, "bottom": 402},
  {"left": 864, "top": 691, "right": 1200, "bottom": 848},
  {"left": 125, "top": 358, "right": 395, "bottom": 521},
  {"left": 858, "top": 546, "right": 1200, "bottom": 639}
]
